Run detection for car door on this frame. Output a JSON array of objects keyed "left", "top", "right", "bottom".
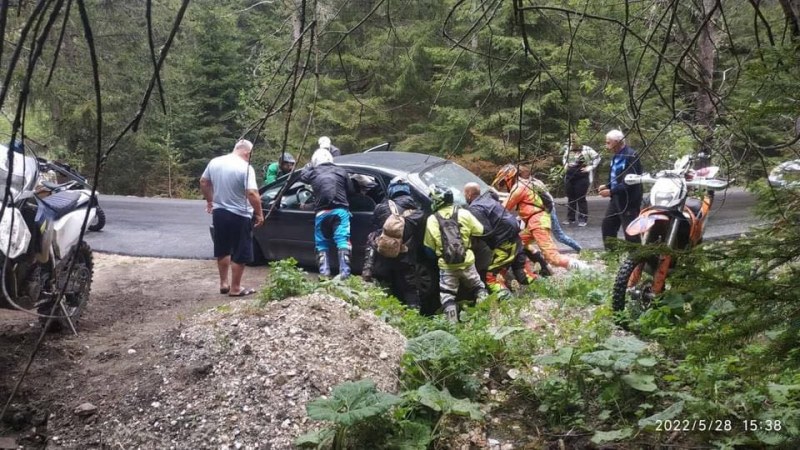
[{"left": 256, "top": 177, "right": 316, "bottom": 267}]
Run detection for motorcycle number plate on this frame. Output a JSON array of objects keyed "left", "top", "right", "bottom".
[{"left": 626, "top": 214, "right": 668, "bottom": 236}]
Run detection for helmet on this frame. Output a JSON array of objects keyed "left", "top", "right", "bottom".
[
  {"left": 387, "top": 176, "right": 411, "bottom": 198},
  {"left": 491, "top": 164, "right": 518, "bottom": 190},
  {"left": 318, "top": 136, "right": 331, "bottom": 149},
  {"left": 310, "top": 148, "right": 333, "bottom": 167},
  {"left": 429, "top": 184, "right": 454, "bottom": 211},
  {"left": 279, "top": 152, "right": 296, "bottom": 164}
]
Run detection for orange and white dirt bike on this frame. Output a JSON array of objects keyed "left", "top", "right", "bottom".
[{"left": 611, "top": 155, "right": 730, "bottom": 321}]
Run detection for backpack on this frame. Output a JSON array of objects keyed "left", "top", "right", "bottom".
[
  {"left": 434, "top": 206, "right": 466, "bottom": 264},
  {"left": 376, "top": 200, "right": 413, "bottom": 258}
]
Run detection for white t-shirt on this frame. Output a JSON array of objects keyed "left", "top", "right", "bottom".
[{"left": 201, "top": 153, "right": 258, "bottom": 218}]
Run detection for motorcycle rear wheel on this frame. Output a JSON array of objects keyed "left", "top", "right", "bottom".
[
  {"left": 39, "top": 242, "right": 94, "bottom": 332},
  {"left": 89, "top": 205, "right": 106, "bottom": 231},
  {"left": 612, "top": 257, "right": 660, "bottom": 325}
]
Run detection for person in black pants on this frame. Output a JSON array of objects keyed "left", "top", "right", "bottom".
[
  {"left": 562, "top": 133, "right": 600, "bottom": 227},
  {"left": 362, "top": 177, "right": 425, "bottom": 309},
  {"left": 598, "top": 129, "right": 643, "bottom": 250}
]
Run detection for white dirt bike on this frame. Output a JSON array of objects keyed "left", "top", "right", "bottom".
[
  {"left": 0, "top": 146, "right": 95, "bottom": 333},
  {"left": 37, "top": 158, "right": 105, "bottom": 231}
]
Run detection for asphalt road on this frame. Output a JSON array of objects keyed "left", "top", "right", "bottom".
[{"left": 85, "top": 189, "right": 761, "bottom": 260}]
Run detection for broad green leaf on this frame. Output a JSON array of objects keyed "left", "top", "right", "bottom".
[
  {"left": 386, "top": 420, "right": 432, "bottom": 450},
  {"left": 406, "top": 330, "right": 460, "bottom": 362},
  {"left": 580, "top": 350, "right": 615, "bottom": 368},
  {"left": 487, "top": 326, "right": 525, "bottom": 340},
  {"left": 638, "top": 401, "right": 685, "bottom": 428},
  {"left": 294, "top": 427, "right": 335, "bottom": 448},
  {"left": 602, "top": 335, "right": 648, "bottom": 354},
  {"left": 590, "top": 427, "right": 634, "bottom": 444},
  {"left": 306, "top": 379, "right": 401, "bottom": 426},
  {"left": 415, "top": 384, "right": 484, "bottom": 420},
  {"left": 621, "top": 373, "right": 658, "bottom": 392},
  {"left": 451, "top": 398, "right": 485, "bottom": 421},
  {"left": 636, "top": 357, "right": 658, "bottom": 368},
  {"left": 612, "top": 352, "right": 638, "bottom": 372},
  {"left": 415, "top": 383, "right": 450, "bottom": 412},
  {"left": 536, "top": 347, "right": 574, "bottom": 366}
]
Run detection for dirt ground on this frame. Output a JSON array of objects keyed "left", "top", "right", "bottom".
[{"left": 0, "top": 253, "right": 270, "bottom": 448}]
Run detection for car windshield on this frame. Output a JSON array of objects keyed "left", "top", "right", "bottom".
[{"left": 419, "top": 161, "right": 489, "bottom": 205}]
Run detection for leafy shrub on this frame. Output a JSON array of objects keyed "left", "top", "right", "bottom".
[{"left": 257, "top": 257, "right": 314, "bottom": 305}]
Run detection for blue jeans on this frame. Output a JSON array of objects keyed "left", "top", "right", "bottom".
[
  {"left": 314, "top": 208, "right": 351, "bottom": 252},
  {"left": 550, "top": 207, "right": 582, "bottom": 252}
]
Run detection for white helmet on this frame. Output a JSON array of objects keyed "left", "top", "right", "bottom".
[
  {"left": 318, "top": 136, "right": 331, "bottom": 149},
  {"left": 311, "top": 148, "right": 334, "bottom": 167}
]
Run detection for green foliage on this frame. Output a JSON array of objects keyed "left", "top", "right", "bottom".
[
  {"left": 257, "top": 258, "right": 314, "bottom": 305},
  {"left": 296, "top": 379, "right": 401, "bottom": 449}
]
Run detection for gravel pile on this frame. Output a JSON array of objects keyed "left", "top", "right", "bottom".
[{"left": 82, "top": 293, "right": 407, "bottom": 449}]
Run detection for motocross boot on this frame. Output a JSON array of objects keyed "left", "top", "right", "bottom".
[
  {"left": 485, "top": 270, "right": 511, "bottom": 299},
  {"left": 443, "top": 301, "right": 458, "bottom": 323},
  {"left": 361, "top": 245, "right": 375, "bottom": 282},
  {"left": 525, "top": 248, "right": 552, "bottom": 277},
  {"left": 337, "top": 248, "right": 351, "bottom": 279},
  {"left": 317, "top": 251, "right": 332, "bottom": 278}
]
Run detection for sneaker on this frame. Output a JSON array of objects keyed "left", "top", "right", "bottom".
[
  {"left": 578, "top": 221, "right": 588, "bottom": 227},
  {"left": 568, "top": 259, "right": 590, "bottom": 271},
  {"left": 563, "top": 220, "right": 575, "bottom": 226}
]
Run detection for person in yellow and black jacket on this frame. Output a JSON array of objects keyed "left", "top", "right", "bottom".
[
  {"left": 493, "top": 164, "right": 589, "bottom": 272},
  {"left": 423, "top": 185, "right": 488, "bottom": 323}
]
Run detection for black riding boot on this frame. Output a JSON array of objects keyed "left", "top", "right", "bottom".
[
  {"left": 362, "top": 245, "right": 375, "bottom": 282},
  {"left": 525, "top": 248, "right": 553, "bottom": 277}
]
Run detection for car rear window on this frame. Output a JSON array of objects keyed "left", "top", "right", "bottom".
[{"left": 419, "top": 162, "right": 489, "bottom": 205}]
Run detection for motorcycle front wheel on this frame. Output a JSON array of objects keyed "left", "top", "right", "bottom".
[
  {"left": 612, "top": 256, "right": 661, "bottom": 324},
  {"left": 88, "top": 205, "right": 106, "bottom": 231},
  {"left": 39, "top": 242, "right": 94, "bottom": 332}
]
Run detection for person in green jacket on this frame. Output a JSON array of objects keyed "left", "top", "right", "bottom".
[
  {"left": 423, "top": 184, "right": 488, "bottom": 322},
  {"left": 263, "top": 152, "right": 296, "bottom": 185}
]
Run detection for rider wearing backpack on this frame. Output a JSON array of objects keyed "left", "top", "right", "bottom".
[
  {"left": 362, "top": 177, "right": 424, "bottom": 309},
  {"left": 493, "top": 164, "right": 588, "bottom": 272},
  {"left": 423, "top": 185, "right": 488, "bottom": 323}
]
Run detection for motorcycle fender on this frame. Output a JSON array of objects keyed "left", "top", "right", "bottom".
[
  {"left": 0, "top": 206, "right": 31, "bottom": 259},
  {"left": 626, "top": 213, "right": 669, "bottom": 236},
  {"left": 53, "top": 207, "right": 96, "bottom": 259}
]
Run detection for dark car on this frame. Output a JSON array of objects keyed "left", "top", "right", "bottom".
[{"left": 253, "top": 149, "right": 492, "bottom": 305}]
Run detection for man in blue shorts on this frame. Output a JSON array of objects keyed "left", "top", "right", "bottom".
[{"left": 200, "top": 139, "right": 265, "bottom": 296}]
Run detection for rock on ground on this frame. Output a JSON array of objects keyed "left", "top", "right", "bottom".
[{"left": 67, "top": 293, "right": 407, "bottom": 449}]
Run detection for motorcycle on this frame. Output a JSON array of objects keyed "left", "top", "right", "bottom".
[
  {"left": 36, "top": 158, "right": 105, "bottom": 231},
  {"left": 611, "top": 155, "right": 730, "bottom": 321},
  {"left": 768, "top": 159, "right": 800, "bottom": 189},
  {"left": 0, "top": 146, "right": 96, "bottom": 332}
]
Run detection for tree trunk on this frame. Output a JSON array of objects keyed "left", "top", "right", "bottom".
[
  {"left": 695, "top": 0, "right": 718, "bottom": 158},
  {"left": 778, "top": 0, "right": 800, "bottom": 39}
]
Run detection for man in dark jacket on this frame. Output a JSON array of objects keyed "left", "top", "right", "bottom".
[
  {"left": 598, "top": 129, "right": 644, "bottom": 249},
  {"left": 464, "top": 183, "right": 537, "bottom": 295},
  {"left": 298, "top": 148, "right": 355, "bottom": 278},
  {"left": 362, "top": 177, "right": 424, "bottom": 309}
]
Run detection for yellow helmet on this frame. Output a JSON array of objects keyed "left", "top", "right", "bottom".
[{"left": 491, "top": 164, "right": 518, "bottom": 190}]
